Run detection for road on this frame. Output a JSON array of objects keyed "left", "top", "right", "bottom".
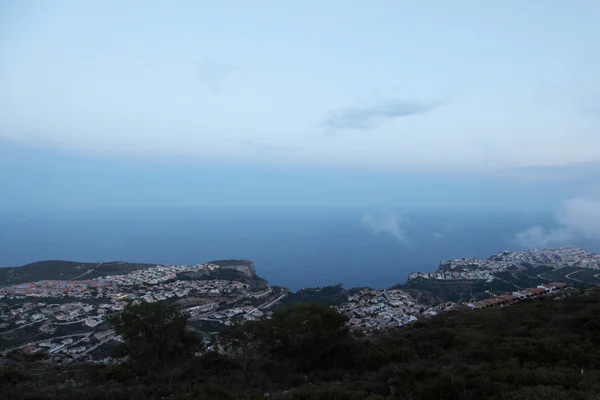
[
  {"left": 493, "top": 275, "right": 523, "bottom": 290},
  {"left": 535, "top": 271, "right": 551, "bottom": 281},
  {"left": 1, "top": 331, "right": 94, "bottom": 355},
  {"left": 71, "top": 263, "right": 104, "bottom": 281},
  {"left": 382, "top": 289, "right": 391, "bottom": 301},
  {"left": 565, "top": 270, "right": 584, "bottom": 283},
  {"left": 82, "top": 331, "right": 116, "bottom": 355},
  {"left": 0, "top": 318, "right": 47, "bottom": 335},
  {"left": 56, "top": 319, "right": 87, "bottom": 326},
  {"left": 410, "top": 289, "right": 423, "bottom": 302},
  {"left": 258, "top": 292, "right": 287, "bottom": 310},
  {"left": 250, "top": 287, "right": 272, "bottom": 299}
]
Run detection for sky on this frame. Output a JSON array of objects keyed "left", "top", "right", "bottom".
[{"left": 1, "top": 1, "right": 600, "bottom": 247}]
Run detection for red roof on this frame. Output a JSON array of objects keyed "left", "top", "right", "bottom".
[{"left": 549, "top": 282, "right": 567, "bottom": 287}]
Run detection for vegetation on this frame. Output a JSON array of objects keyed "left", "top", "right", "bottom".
[
  {"left": 2, "top": 287, "right": 600, "bottom": 399},
  {"left": 281, "top": 284, "right": 347, "bottom": 307},
  {"left": 107, "top": 301, "right": 203, "bottom": 376},
  {"left": 0, "top": 260, "right": 156, "bottom": 285}
]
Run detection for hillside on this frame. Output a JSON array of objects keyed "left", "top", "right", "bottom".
[
  {"left": 2, "top": 286, "right": 600, "bottom": 399},
  {"left": 0, "top": 260, "right": 157, "bottom": 286},
  {"left": 1, "top": 247, "right": 598, "bottom": 355},
  {"left": 400, "top": 246, "right": 600, "bottom": 303},
  {"left": 177, "top": 259, "right": 268, "bottom": 286}
]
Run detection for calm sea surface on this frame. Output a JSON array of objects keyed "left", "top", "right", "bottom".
[{"left": 1, "top": 208, "right": 597, "bottom": 291}]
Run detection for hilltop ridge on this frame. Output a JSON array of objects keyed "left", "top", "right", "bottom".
[
  {"left": 1, "top": 246, "right": 599, "bottom": 356},
  {"left": 3, "top": 282, "right": 600, "bottom": 399},
  {"left": 0, "top": 260, "right": 157, "bottom": 286},
  {"left": 402, "top": 246, "right": 600, "bottom": 302}
]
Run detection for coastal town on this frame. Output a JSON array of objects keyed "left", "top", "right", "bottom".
[
  {"left": 1, "top": 246, "right": 598, "bottom": 362},
  {"left": 407, "top": 246, "right": 600, "bottom": 282},
  {"left": 0, "top": 261, "right": 285, "bottom": 361},
  {"left": 333, "top": 281, "right": 571, "bottom": 330}
]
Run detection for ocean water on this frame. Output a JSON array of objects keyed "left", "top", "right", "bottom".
[{"left": 0, "top": 208, "right": 597, "bottom": 291}]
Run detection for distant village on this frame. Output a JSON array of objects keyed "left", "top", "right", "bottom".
[
  {"left": 1, "top": 246, "right": 598, "bottom": 362},
  {"left": 408, "top": 246, "right": 600, "bottom": 282},
  {"left": 0, "top": 262, "right": 281, "bottom": 361},
  {"left": 334, "top": 282, "right": 570, "bottom": 330}
]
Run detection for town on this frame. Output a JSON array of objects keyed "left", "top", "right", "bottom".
[
  {"left": 408, "top": 246, "right": 600, "bottom": 282},
  {"left": 1, "top": 247, "right": 596, "bottom": 362},
  {"left": 0, "top": 262, "right": 286, "bottom": 361}
]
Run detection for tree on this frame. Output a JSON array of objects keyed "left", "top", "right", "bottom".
[
  {"left": 107, "top": 301, "right": 203, "bottom": 375},
  {"left": 220, "top": 303, "right": 354, "bottom": 374}
]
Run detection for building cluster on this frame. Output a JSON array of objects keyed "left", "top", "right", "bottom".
[
  {"left": 2, "top": 301, "right": 126, "bottom": 330},
  {"left": 101, "top": 263, "right": 220, "bottom": 286},
  {"left": 1, "top": 249, "right": 590, "bottom": 360},
  {"left": 492, "top": 247, "right": 600, "bottom": 269},
  {"left": 0, "top": 280, "right": 112, "bottom": 298},
  {"left": 408, "top": 246, "right": 600, "bottom": 282},
  {"left": 0, "top": 263, "right": 242, "bottom": 301},
  {"left": 408, "top": 269, "right": 495, "bottom": 282},
  {"left": 192, "top": 304, "right": 268, "bottom": 324},
  {"left": 336, "top": 288, "right": 425, "bottom": 329},
  {"left": 18, "top": 329, "right": 120, "bottom": 363},
  {"left": 135, "top": 279, "right": 249, "bottom": 303},
  {"left": 0, "top": 261, "right": 290, "bottom": 361},
  {"left": 465, "top": 282, "right": 568, "bottom": 309},
  {"left": 336, "top": 282, "right": 572, "bottom": 332}
]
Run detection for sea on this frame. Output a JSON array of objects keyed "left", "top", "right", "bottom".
[{"left": 1, "top": 208, "right": 598, "bottom": 291}]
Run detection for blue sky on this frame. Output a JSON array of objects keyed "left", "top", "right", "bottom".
[{"left": 1, "top": 1, "right": 600, "bottom": 238}]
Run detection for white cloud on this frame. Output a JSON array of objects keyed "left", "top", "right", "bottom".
[
  {"left": 362, "top": 213, "right": 409, "bottom": 245},
  {"left": 1, "top": 2, "right": 600, "bottom": 171},
  {"left": 432, "top": 232, "right": 446, "bottom": 238},
  {"left": 515, "top": 198, "right": 600, "bottom": 247}
]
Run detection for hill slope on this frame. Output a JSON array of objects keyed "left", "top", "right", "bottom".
[
  {"left": 2, "top": 286, "right": 600, "bottom": 399},
  {"left": 0, "top": 260, "right": 156, "bottom": 285}
]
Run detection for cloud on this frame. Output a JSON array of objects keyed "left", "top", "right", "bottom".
[
  {"left": 200, "top": 62, "right": 240, "bottom": 93},
  {"left": 432, "top": 232, "right": 446, "bottom": 238},
  {"left": 515, "top": 197, "right": 600, "bottom": 247},
  {"left": 235, "top": 140, "right": 304, "bottom": 153},
  {"left": 582, "top": 107, "right": 600, "bottom": 117},
  {"left": 362, "top": 212, "right": 409, "bottom": 245},
  {"left": 495, "top": 163, "right": 600, "bottom": 182},
  {"left": 324, "top": 98, "right": 445, "bottom": 130}
]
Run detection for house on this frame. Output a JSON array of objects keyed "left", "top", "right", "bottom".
[
  {"left": 526, "top": 288, "right": 545, "bottom": 297},
  {"left": 499, "top": 294, "right": 518, "bottom": 303},
  {"left": 31, "top": 313, "right": 44, "bottom": 321},
  {"left": 448, "top": 305, "right": 470, "bottom": 311},
  {"left": 549, "top": 282, "right": 567, "bottom": 290},
  {"left": 85, "top": 318, "right": 101, "bottom": 328},
  {"left": 482, "top": 299, "right": 497, "bottom": 307},
  {"left": 538, "top": 284, "right": 555, "bottom": 292}
]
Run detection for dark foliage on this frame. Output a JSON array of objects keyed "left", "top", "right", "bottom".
[
  {"left": 0, "top": 260, "right": 156, "bottom": 285},
  {"left": 106, "top": 301, "right": 203, "bottom": 376},
  {"left": 3, "top": 288, "right": 600, "bottom": 399},
  {"left": 282, "top": 285, "right": 348, "bottom": 307}
]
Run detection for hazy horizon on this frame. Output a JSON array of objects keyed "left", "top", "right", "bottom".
[
  {"left": 2, "top": 207, "right": 599, "bottom": 291},
  {"left": 1, "top": 1, "right": 600, "bottom": 270}
]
